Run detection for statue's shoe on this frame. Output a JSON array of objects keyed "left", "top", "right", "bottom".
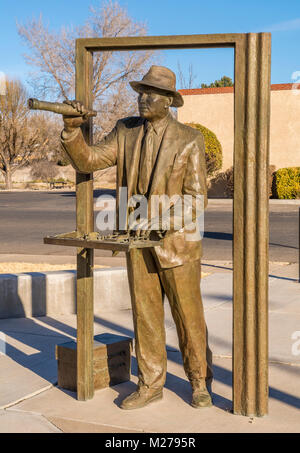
[
  {"left": 190, "top": 379, "right": 213, "bottom": 409},
  {"left": 191, "top": 389, "right": 213, "bottom": 408},
  {"left": 120, "top": 387, "right": 163, "bottom": 410}
]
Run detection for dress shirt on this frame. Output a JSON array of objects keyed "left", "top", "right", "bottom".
[{"left": 137, "top": 113, "right": 170, "bottom": 195}]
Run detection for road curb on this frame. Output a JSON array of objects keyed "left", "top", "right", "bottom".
[{"left": 0, "top": 267, "right": 131, "bottom": 319}]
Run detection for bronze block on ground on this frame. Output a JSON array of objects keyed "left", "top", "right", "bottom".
[{"left": 56, "top": 333, "right": 133, "bottom": 392}]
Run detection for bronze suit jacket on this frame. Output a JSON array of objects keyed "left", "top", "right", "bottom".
[{"left": 61, "top": 114, "right": 207, "bottom": 269}]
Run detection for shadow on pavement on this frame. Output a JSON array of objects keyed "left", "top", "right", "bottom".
[
  {"left": 1, "top": 310, "right": 299, "bottom": 411},
  {"left": 58, "top": 189, "right": 116, "bottom": 198}
]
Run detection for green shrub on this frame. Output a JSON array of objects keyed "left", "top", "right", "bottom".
[
  {"left": 185, "top": 123, "right": 223, "bottom": 176},
  {"left": 273, "top": 167, "right": 300, "bottom": 199},
  {"left": 30, "top": 160, "right": 58, "bottom": 182},
  {"left": 269, "top": 165, "right": 276, "bottom": 198},
  {"left": 221, "top": 166, "right": 234, "bottom": 197},
  {"left": 220, "top": 165, "right": 276, "bottom": 198}
]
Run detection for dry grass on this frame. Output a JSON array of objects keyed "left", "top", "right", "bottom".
[
  {"left": 0, "top": 263, "right": 107, "bottom": 274},
  {"left": 0, "top": 262, "right": 210, "bottom": 277}
]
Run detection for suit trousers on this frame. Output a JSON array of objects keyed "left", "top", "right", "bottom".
[{"left": 126, "top": 247, "right": 213, "bottom": 390}]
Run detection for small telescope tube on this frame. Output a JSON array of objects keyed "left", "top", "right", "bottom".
[{"left": 27, "top": 98, "right": 97, "bottom": 117}]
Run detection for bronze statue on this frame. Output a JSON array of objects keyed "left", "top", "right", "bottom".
[{"left": 61, "top": 65, "right": 213, "bottom": 409}]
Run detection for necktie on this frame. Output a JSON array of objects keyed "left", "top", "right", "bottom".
[{"left": 138, "top": 122, "right": 154, "bottom": 195}]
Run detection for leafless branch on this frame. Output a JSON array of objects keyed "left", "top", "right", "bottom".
[{"left": 17, "top": 0, "right": 158, "bottom": 137}]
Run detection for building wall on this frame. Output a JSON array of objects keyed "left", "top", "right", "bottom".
[
  {"left": 270, "top": 90, "right": 300, "bottom": 169},
  {"left": 178, "top": 85, "right": 300, "bottom": 172}
]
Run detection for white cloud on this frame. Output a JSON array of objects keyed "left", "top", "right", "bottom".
[{"left": 262, "top": 18, "right": 300, "bottom": 32}]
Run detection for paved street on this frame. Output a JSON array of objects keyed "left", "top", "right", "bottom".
[{"left": 0, "top": 191, "right": 299, "bottom": 261}]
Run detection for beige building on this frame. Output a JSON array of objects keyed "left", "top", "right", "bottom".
[{"left": 178, "top": 84, "right": 300, "bottom": 172}]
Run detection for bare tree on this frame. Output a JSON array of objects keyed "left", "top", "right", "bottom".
[
  {"left": 17, "top": 0, "right": 158, "bottom": 139},
  {"left": 0, "top": 79, "right": 49, "bottom": 189},
  {"left": 30, "top": 159, "right": 58, "bottom": 183},
  {"left": 177, "top": 62, "right": 198, "bottom": 90},
  {"left": 31, "top": 113, "right": 66, "bottom": 164}
]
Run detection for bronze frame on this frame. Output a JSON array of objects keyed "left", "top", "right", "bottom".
[{"left": 71, "top": 33, "right": 271, "bottom": 417}]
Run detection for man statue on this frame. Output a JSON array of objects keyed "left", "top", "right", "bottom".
[{"left": 61, "top": 65, "right": 213, "bottom": 410}]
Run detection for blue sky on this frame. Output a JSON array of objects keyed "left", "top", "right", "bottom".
[{"left": 1, "top": 0, "right": 300, "bottom": 92}]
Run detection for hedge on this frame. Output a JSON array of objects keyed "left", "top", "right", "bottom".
[
  {"left": 273, "top": 167, "right": 300, "bottom": 199},
  {"left": 185, "top": 123, "right": 223, "bottom": 176},
  {"left": 220, "top": 165, "right": 276, "bottom": 198}
]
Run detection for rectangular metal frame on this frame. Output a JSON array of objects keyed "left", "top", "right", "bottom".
[{"left": 74, "top": 33, "right": 271, "bottom": 416}]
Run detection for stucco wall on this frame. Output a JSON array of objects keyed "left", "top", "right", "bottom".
[
  {"left": 178, "top": 88, "right": 300, "bottom": 171},
  {"left": 270, "top": 90, "right": 300, "bottom": 169}
]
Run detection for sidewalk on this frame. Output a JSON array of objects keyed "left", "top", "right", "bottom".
[{"left": 0, "top": 262, "right": 299, "bottom": 433}]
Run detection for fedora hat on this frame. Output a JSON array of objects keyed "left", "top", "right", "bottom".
[{"left": 130, "top": 65, "right": 184, "bottom": 108}]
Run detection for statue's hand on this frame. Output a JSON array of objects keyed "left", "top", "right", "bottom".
[
  {"left": 62, "top": 100, "right": 89, "bottom": 132},
  {"left": 129, "top": 217, "right": 165, "bottom": 240}
]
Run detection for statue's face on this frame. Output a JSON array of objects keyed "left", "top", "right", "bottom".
[{"left": 138, "top": 88, "right": 172, "bottom": 121}]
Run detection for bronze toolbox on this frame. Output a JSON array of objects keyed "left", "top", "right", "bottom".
[{"left": 55, "top": 333, "right": 133, "bottom": 392}]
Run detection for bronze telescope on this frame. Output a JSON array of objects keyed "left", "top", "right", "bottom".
[{"left": 27, "top": 98, "right": 97, "bottom": 118}]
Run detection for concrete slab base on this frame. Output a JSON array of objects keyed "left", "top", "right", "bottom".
[
  {"left": 0, "top": 265, "right": 299, "bottom": 432},
  {"left": 8, "top": 356, "right": 300, "bottom": 433},
  {"left": 0, "top": 409, "right": 61, "bottom": 433}
]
